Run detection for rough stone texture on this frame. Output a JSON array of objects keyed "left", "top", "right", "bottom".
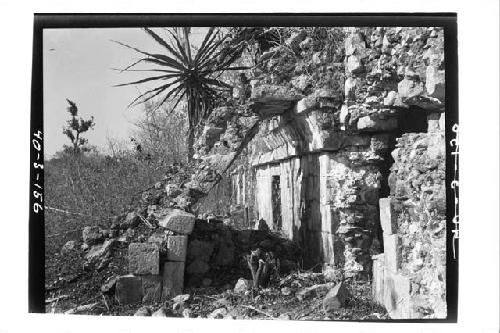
[
  {"left": 60, "top": 240, "right": 78, "bottom": 254},
  {"left": 121, "top": 211, "right": 141, "bottom": 229},
  {"left": 383, "top": 234, "right": 401, "bottom": 273},
  {"left": 158, "top": 209, "right": 196, "bottom": 234},
  {"left": 115, "top": 275, "right": 143, "bottom": 305},
  {"left": 82, "top": 226, "right": 105, "bottom": 245},
  {"left": 379, "top": 198, "right": 397, "bottom": 234},
  {"left": 128, "top": 243, "right": 160, "bottom": 275},
  {"left": 142, "top": 275, "right": 163, "bottom": 304},
  {"left": 322, "top": 282, "right": 351, "bottom": 311},
  {"left": 162, "top": 261, "right": 185, "bottom": 300},
  {"left": 166, "top": 235, "right": 188, "bottom": 262},
  {"left": 233, "top": 278, "right": 252, "bottom": 294},
  {"left": 373, "top": 125, "right": 446, "bottom": 318},
  {"left": 185, "top": 219, "right": 301, "bottom": 288},
  {"left": 296, "top": 283, "right": 335, "bottom": 301}
]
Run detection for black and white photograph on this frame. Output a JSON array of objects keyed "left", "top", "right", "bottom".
[
  {"left": 0, "top": 2, "right": 496, "bottom": 332},
  {"left": 35, "top": 16, "right": 458, "bottom": 320}
]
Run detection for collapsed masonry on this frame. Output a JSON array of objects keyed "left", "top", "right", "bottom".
[{"left": 106, "top": 26, "right": 446, "bottom": 319}]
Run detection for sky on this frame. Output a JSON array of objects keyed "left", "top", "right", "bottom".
[{"left": 43, "top": 27, "right": 207, "bottom": 158}]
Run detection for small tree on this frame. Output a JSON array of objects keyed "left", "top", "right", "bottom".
[{"left": 62, "top": 99, "right": 95, "bottom": 154}]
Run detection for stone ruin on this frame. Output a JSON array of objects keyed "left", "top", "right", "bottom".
[{"left": 98, "top": 26, "right": 446, "bottom": 319}]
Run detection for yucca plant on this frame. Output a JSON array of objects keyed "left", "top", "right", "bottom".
[{"left": 114, "top": 27, "right": 248, "bottom": 161}]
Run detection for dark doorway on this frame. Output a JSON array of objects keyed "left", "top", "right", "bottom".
[{"left": 271, "top": 175, "right": 282, "bottom": 230}]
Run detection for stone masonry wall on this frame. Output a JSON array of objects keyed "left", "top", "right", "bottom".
[{"left": 372, "top": 114, "right": 446, "bottom": 319}]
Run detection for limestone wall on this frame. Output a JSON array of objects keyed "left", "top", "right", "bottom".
[{"left": 372, "top": 115, "right": 446, "bottom": 319}]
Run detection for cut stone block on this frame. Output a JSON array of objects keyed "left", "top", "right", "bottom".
[
  {"left": 383, "top": 272, "right": 411, "bottom": 319},
  {"left": 384, "top": 234, "right": 401, "bottom": 273},
  {"left": 128, "top": 243, "right": 160, "bottom": 275},
  {"left": 166, "top": 235, "right": 188, "bottom": 262},
  {"left": 115, "top": 275, "right": 143, "bottom": 305},
  {"left": 371, "top": 254, "right": 385, "bottom": 304},
  {"left": 379, "top": 198, "right": 397, "bottom": 235},
  {"left": 158, "top": 209, "right": 196, "bottom": 235},
  {"left": 142, "top": 275, "right": 163, "bottom": 304},
  {"left": 162, "top": 262, "right": 185, "bottom": 300}
]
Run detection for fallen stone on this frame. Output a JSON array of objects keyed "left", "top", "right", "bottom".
[
  {"left": 172, "top": 294, "right": 190, "bottom": 303},
  {"left": 278, "top": 313, "right": 291, "bottom": 320},
  {"left": 152, "top": 306, "right": 169, "bottom": 317},
  {"left": 322, "top": 282, "right": 350, "bottom": 311},
  {"left": 142, "top": 275, "right": 163, "bottom": 304},
  {"left": 166, "top": 235, "right": 188, "bottom": 262},
  {"left": 128, "top": 243, "right": 160, "bottom": 275},
  {"left": 158, "top": 209, "right": 196, "bottom": 235},
  {"left": 296, "top": 283, "right": 335, "bottom": 301},
  {"left": 121, "top": 211, "right": 141, "bottom": 229},
  {"left": 208, "top": 308, "right": 228, "bottom": 319},
  {"left": 182, "top": 308, "right": 194, "bottom": 318},
  {"left": 162, "top": 262, "right": 185, "bottom": 299},
  {"left": 82, "top": 226, "right": 105, "bottom": 245},
  {"left": 165, "top": 184, "right": 182, "bottom": 197},
  {"left": 234, "top": 278, "right": 252, "bottom": 294},
  {"left": 85, "top": 239, "right": 115, "bottom": 262},
  {"left": 134, "top": 306, "right": 152, "bottom": 316},
  {"left": 61, "top": 240, "right": 79, "bottom": 254},
  {"left": 115, "top": 275, "right": 143, "bottom": 305}
]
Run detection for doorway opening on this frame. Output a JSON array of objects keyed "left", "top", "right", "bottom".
[{"left": 271, "top": 175, "right": 282, "bottom": 230}]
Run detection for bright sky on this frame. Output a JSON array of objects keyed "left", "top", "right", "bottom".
[{"left": 43, "top": 27, "right": 207, "bottom": 158}]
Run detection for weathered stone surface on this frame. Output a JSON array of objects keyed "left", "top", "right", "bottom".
[
  {"left": 142, "top": 275, "right": 163, "bottom": 304},
  {"left": 357, "top": 115, "right": 398, "bottom": 132},
  {"left": 158, "top": 209, "right": 196, "bottom": 235},
  {"left": 166, "top": 235, "right": 188, "bottom": 262},
  {"left": 128, "top": 243, "right": 160, "bottom": 275},
  {"left": 234, "top": 278, "right": 252, "bottom": 294},
  {"left": 152, "top": 306, "right": 169, "bottom": 317},
  {"left": 115, "top": 275, "right": 143, "bottom": 305},
  {"left": 61, "top": 240, "right": 78, "bottom": 254},
  {"left": 322, "top": 282, "right": 351, "bottom": 311},
  {"left": 162, "top": 262, "right": 184, "bottom": 299},
  {"left": 425, "top": 65, "right": 445, "bottom": 101},
  {"left": 85, "top": 239, "right": 115, "bottom": 262},
  {"left": 134, "top": 306, "right": 152, "bottom": 316},
  {"left": 383, "top": 272, "right": 411, "bottom": 318},
  {"left": 384, "top": 234, "right": 401, "bottom": 273},
  {"left": 379, "top": 198, "right": 397, "bottom": 234},
  {"left": 82, "top": 226, "right": 104, "bottom": 245},
  {"left": 296, "top": 283, "right": 335, "bottom": 301},
  {"left": 398, "top": 78, "right": 424, "bottom": 100},
  {"left": 371, "top": 254, "right": 385, "bottom": 302},
  {"left": 121, "top": 211, "right": 141, "bottom": 229}
]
